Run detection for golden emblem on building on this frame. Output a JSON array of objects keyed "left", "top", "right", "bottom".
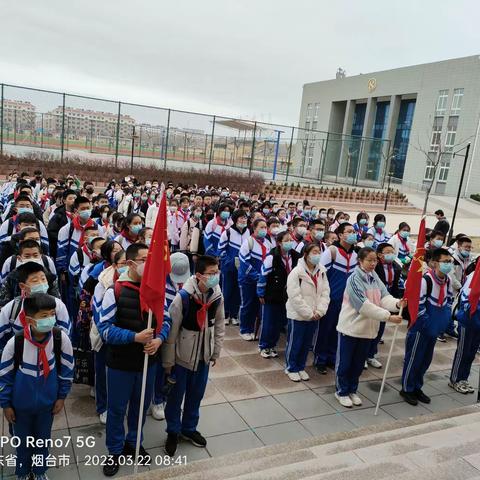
[{"left": 368, "top": 78, "right": 377, "bottom": 93}]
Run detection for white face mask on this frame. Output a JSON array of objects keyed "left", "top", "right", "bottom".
[{"left": 18, "top": 257, "right": 43, "bottom": 266}]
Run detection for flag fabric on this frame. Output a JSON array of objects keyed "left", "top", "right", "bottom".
[
  {"left": 404, "top": 217, "right": 426, "bottom": 328},
  {"left": 469, "top": 260, "right": 480, "bottom": 316},
  {"left": 140, "top": 187, "right": 171, "bottom": 334}
]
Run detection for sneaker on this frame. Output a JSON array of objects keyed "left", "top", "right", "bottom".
[
  {"left": 446, "top": 330, "right": 459, "bottom": 339},
  {"left": 181, "top": 430, "right": 207, "bottom": 448},
  {"left": 285, "top": 370, "right": 301, "bottom": 382},
  {"left": 270, "top": 348, "right": 279, "bottom": 358},
  {"left": 124, "top": 443, "right": 150, "bottom": 461},
  {"left": 367, "top": 358, "right": 383, "bottom": 369},
  {"left": 240, "top": 333, "right": 254, "bottom": 341},
  {"left": 299, "top": 370, "right": 310, "bottom": 381},
  {"left": 449, "top": 381, "right": 469, "bottom": 394},
  {"left": 379, "top": 339, "right": 385, "bottom": 345},
  {"left": 17, "top": 476, "right": 34, "bottom": 480},
  {"left": 437, "top": 334, "right": 447, "bottom": 343},
  {"left": 152, "top": 403, "right": 165, "bottom": 420},
  {"left": 415, "top": 389, "right": 431, "bottom": 404},
  {"left": 363, "top": 361, "right": 368, "bottom": 369},
  {"left": 231, "top": 318, "right": 240, "bottom": 326},
  {"left": 224, "top": 317, "right": 230, "bottom": 326},
  {"left": 335, "top": 392, "right": 353, "bottom": 408},
  {"left": 102, "top": 454, "right": 120, "bottom": 477},
  {"left": 349, "top": 393, "right": 363, "bottom": 406},
  {"left": 99, "top": 411, "right": 107, "bottom": 425},
  {"left": 463, "top": 381, "right": 475, "bottom": 393},
  {"left": 260, "top": 348, "right": 272, "bottom": 359},
  {"left": 164, "top": 433, "right": 178, "bottom": 457},
  {"left": 315, "top": 364, "right": 327, "bottom": 375},
  {"left": 400, "top": 389, "right": 418, "bottom": 406},
  {"left": 90, "top": 386, "right": 96, "bottom": 398},
  {"left": 34, "top": 475, "right": 50, "bottom": 480}
]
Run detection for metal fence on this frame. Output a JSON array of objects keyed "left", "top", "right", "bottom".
[{"left": 0, "top": 83, "right": 391, "bottom": 187}]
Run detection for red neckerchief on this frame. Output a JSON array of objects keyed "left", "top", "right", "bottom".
[
  {"left": 215, "top": 216, "right": 227, "bottom": 234},
  {"left": 254, "top": 236, "right": 267, "bottom": 260},
  {"left": 397, "top": 233, "right": 410, "bottom": 253},
  {"left": 82, "top": 244, "right": 94, "bottom": 261},
  {"left": 121, "top": 229, "right": 138, "bottom": 244},
  {"left": 22, "top": 322, "right": 51, "bottom": 379},
  {"left": 192, "top": 295, "right": 212, "bottom": 330},
  {"left": 179, "top": 209, "right": 189, "bottom": 223},
  {"left": 382, "top": 261, "right": 393, "bottom": 287},
  {"left": 281, "top": 252, "right": 292, "bottom": 274},
  {"left": 147, "top": 199, "right": 154, "bottom": 206},
  {"left": 375, "top": 226, "right": 383, "bottom": 234},
  {"left": 337, "top": 245, "right": 353, "bottom": 273},
  {"left": 430, "top": 269, "right": 446, "bottom": 306},
  {"left": 66, "top": 211, "right": 74, "bottom": 220},
  {"left": 308, "top": 271, "right": 318, "bottom": 289},
  {"left": 72, "top": 215, "right": 95, "bottom": 247}
]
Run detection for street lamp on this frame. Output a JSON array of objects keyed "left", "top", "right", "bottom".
[
  {"left": 130, "top": 126, "right": 139, "bottom": 174},
  {"left": 383, "top": 154, "right": 396, "bottom": 211}
]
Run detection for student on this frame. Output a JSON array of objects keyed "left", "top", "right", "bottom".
[
  {"left": 99, "top": 243, "right": 164, "bottom": 477},
  {"left": 313, "top": 223, "right": 358, "bottom": 374},
  {"left": 203, "top": 203, "right": 233, "bottom": 257},
  {"left": 388, "top": 222, "right": 414, "bottom": 267},
  {"left": 302, "top": 219, "right": 327, "bottom": 253},
  {"left": 400, "top": 248, "right": 454, "bottom": 406},
  {"left": 258, "top": 231, "right": 301, "bottom": 358},
  {"left": 449, "top": 270, "right": 480, "bottom": 394},
  {"left": 353, "top": 212, "right": 369, "bottom": 241},
  {"left": 450, "top": 236, "right": 473, "bottom": 294},
  {"left": 265, "top": 217, "right": 281, "bottom": 249},
  {"left": 367, "top": 214, "right": 390, "bottom": 248},
  {"left": 290, "top": 217, "right": 308, "bottom": 251},
  {"left": 114, "top": 213, "right": 143, "bottom": 250},
  {"left": 163, "top": 255, "right": 225, "bottom": 456},
  {"left": 285, "top": 244, "right": 330, "bottom": 381},
  {"left": 424, "top": 230, "right": 445, "bottom": 264},
  {"left": 335, "top": 247, "right": 404, "bottom": 407},
  {"left": 179, "top": 205, "right": 204, "bottom": 261},
  {"left": 324, "top": 231, "right": 338, "bottom": 247},
  {"left": 218, "top": 210, "right": 250, "bottom": 326},
  {"left": 0, "top": 293, "right": 74, "bottom": 480},
  {"left": 328, "top": 211, "right": 345, "bottom": 232},
  {"left": 238, "top": 218, "right": 269, "bottom": 340},
  {"left": 357, "top": 231, "right": 375, "bottom": 249}
]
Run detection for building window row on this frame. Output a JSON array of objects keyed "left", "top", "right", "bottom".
[{"left": 435, "top": 88, "right": 464, "bottom": 115}]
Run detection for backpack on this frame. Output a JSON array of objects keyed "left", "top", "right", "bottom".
[{"left": 13, "top": 326, "right": 62, "bottom": 372}]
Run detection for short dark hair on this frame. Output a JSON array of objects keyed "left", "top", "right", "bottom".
[
  {"left": 431, "top": 248, "right": 451, "bottom": 262},
  {"left": 23, "top": 293, "right": 56, "bottom": 317},
  {"left": 18, "top": 227, "right": 39, "bottom": 240},
  {"left": 17, "top": 262, "right": 46, "bottom": 283},
  {"left": 195, "top": 255, "right": 218, "bottom": 274},
  {"left": 435, "top": 209, "right": 444, "bottom": 216},
  {"left": 292, "top": 217, "right": 306, "bottom": 228},
  {"left": 18, "top": 239, "right": 42, "bottom": 254},
  {"left": 358, "top": 246, "right": 377, "bottom": 260},
  {"left": 74, "top": 196, "right": 91, "bottom": 209},
  {"left": 377, "top": 242, "right": 394, "bottom": 254},
  {"left": 252, "top": 218, "right": 267, "bottom": 229},
  {"left": 267, "top": 216, "right": 280, "bottom": 226},
  {"left": 126, "top": 242, "right": 148, "bottom": 261},
  {"left": 336, "top": 222, "right": 353, "bottom": 235},
  {"left": 457, "top": 237, "right": 472, "bottom": 246},
  {"left": 17, "top": 212, "right": 38, "bottom": 225},
  {"left": 304, "top": 243, "right": 321, "bottom": 258},
  {"left": 84, "top": 225, "right": 99, "bottom": 235},
  {"left": 113, "top": 250, "right": 126, "bottom": 264},
  {"left": 14, "top": 195, "right": 32, "bottom": 205},
  {"left": 62, "top": 189, "right": 77, "bottom": 200},
  {"left": 100, "top": 241, "right": 121, "bottom": 263},
  {"left": 374, "top": 214, "right": 386, "bottom": 224},
  {"left": 309, "top": 219, "right": 325, "bottom": 228},
  {"left": 430, "top": 229, "right": 446, "bottom": 240}
]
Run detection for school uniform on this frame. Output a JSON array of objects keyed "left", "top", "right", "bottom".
[
  {"left": 367, "top": 226, "right": 391, "bottom": 249},
  {"left": 388, "top": 233, "right": 414, "bottom": 265},
  {"left": 285, "top": 258, "right": 330, "bottom": 372},
  {"left": 0, "top": 215, "right": 50, "bottom": 254},
  {"left": 114, "top": 231, "right": 137, "bottom": 250},
  {"left": 450, "top": 273, "right": 480, "bottom": 385},
  {"left": 336, "top": 268, "right": 399, "bottom": 395},
  {"left": 257, "top": 247, "right": 300, "bottom": 350},
  {"left": 401, "top": 270, "right": 453, "bottom": 393},
  {"left": 163, "top": 276, "right": 225, "bottom": 435},
  {"left": 353, "top": 222, "right": 369, "bottom": 241},
  {"left": 238, "top": 236, "right": 268, "bottom": 335},
  {"left": 0, "top": 326, "right": 73, "bottom": 477},
  {"left": 218, "top": 226, "right": 250, "bottom": 321},
  {"left": 291, "top": 233, "right": 305, "bottom": 252},
  {"left": 203, "top": 216, "right": 232, "bottom": 257},
  {"left": 313, "top": 243, "right": 358, "bottom": 368},
  {"left": 168, "top": 210, "right": 189, "bottom": 250},
  {"left": 0, "top": 254, "right": 57, "bottom": 285}
]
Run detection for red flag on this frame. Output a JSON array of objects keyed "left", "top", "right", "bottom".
[
  {"left": 140, "top": 188, "right": 171, "bottom": 334},
  {"left": 469, "top": 260, "right": 480, "bottom": 316},
  {"left": 404, "top": 217, "right": 426, "bottom": 328}
]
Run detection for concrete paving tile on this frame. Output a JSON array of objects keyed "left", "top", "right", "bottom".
[
  {"left": 65, "top": 393, "right": 100, "bottom": 428},
  {"left": 341, "top": 407, "right": 396, "bottom": 428},
  {"left": 234, "top": 353, "right": 284, "bottom": 373},
  {"left": 52, "top": 406, "right": 69, "bottom": 431},
  {"left": 141, "top": 414, "right": 168, "bottom": 449},
  {"left": 301, "top": 366, "right": 336, "bottom": 388},
  {"left": 254, "top": 420, "right": 313, "bottom": 445},
  {"left": 39, "top": 461, "right": 81, "bottom": 480},
  {"left": 463, "top": 452, "right": 480, "bottom": 470},
  {"left": 275, "top": 389, "right": 336, "bottom": 419},
  {"left": 197, "top": 402, "right": 249, "bottom": 437},
  {"left": 70, "top": 423, "right": 108, "bottom": 461},
  {"left": 212, "top": 374, "right": 270, "bottom": 401},
  {"left": 206, "top": 430, "right": 264, "bottom": 457},
  {"left": 200, "top": 381, "right": 228, "bottom": 406},
  {"left": 207, "top": 355, "right": 248, "bottom": 378},
  {"left": 222, "top": 338, "right": 262, "bottom": 355},
  {"left": 320, "top": 392, "right": 375, "bottom": 413},
  {"left": 232, "top": 396, "right": 295, "bottom": 428},
  {"left": 446, "top": 392, "right": 478, "bottom": 406},
  {"left": 381, "top": 401, "right": 431, "bottom": 420},
  {"left": 423, "top": 393, "right": 465, "bottom": 413},
  {"left": 300, "top": 413, "right": 357, "bottom": 436},
  {"left": 357, "top": 380, "right": 402, "bottom": 405},
  {"left": 148, "top": 442, "right": 210, "bottom": 470},
  {"left": 252, "top": 370, "right": 308, "bottom": 394}
]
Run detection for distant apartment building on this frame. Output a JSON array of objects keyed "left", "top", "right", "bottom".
[{"left": 2, "top": 100, "right": 36, "bottom": 131}]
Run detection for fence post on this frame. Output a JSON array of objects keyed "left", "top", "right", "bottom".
[
  {"left": 272, "top": 130, "right": 281, "bottom": 180},
  {"left": 317, "top": 138, "right": 325, "bottom": 181},
  {"left": 115, "top": 101, "right": 121, "bottom": 168},
  {"left": 208, "top": 115, "right": 216, "bottom": 174},
  {"left": 248, "top": 121, "right": 257, "bottom": 177},
  {"left": 163, "top": 109, "right": 171, "bottom": 171},
  {"left": 285, "top": 127, "right": 294, "bottom": 183},
  {"left": 60, "top": 93, "right": 66, "bottom": 162},
  {"left": 13, "top": 110, "right": 17, "bottom": 145},
  {"left": 40, "top": 113, "right": 44, "bottom": 149},
  {"left": 0, "top": 84, "right": 3, "bottom": 156}
]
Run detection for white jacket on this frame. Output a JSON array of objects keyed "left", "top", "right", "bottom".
[
  {"left": 146, "top": 203, "right": 159, "bottom": 229},
  {"left": 286, "top": 258, "right": 330, "bottom": 321}
]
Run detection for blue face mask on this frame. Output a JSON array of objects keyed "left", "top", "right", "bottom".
[
  {"left": 384, "top": 253, "right": 396, "bottom": 263},
  {"left": 309, "top": 254, "right": 322, "bottom": 265},
  {"left": 460, "top": 250, "right": 471, "bottom": 259},
  {"left": 364, "top": 240, "right": 374, "bottom": 248},
  {"left": 220, "top": 211, "right": 230, "bottom": 220},
  {"left": 433, "top": 239, "right": 443, "bottom": 248},
  {"left": 282, "top": 241, "right": 294, "bottom": 252},
  {"left": 376, "top": 221, "right": 385, "bottom": 229},
  {"left": 346, "top": 233, "right": 357, "bottom": 245},
  {"left": 117, "top": 266, "right": 128, "bottom": 275},
  {"left": 30, "top": 283, "right": 49, "bottom": 295},
  {"left": 35, "top": 315, "right": 56, "bottom": 333},
  {"left": 130, "top": 224, "right": 142, "bottom": 234},
  {"left": 18, "top": 207, "right": 33, "bottom": 214},
  {"left": 439, "top": 262, "right": 453, "bottom": 274},
  {"left": 204, "top": 273, "right": 220, "bottom": 289},
  {"left": 79, "top": 209, "right": 92, "bottom": 220},
  {"left": 359, "top": 218, "right": 367, "bottom": 226},
  {"left": 315, "top": 231, "right": 325, "bottom": 241},
  {"left": 399, "top": 231, "right": 410, "bottom": 239},
  {"left": 262, "top": 208, "right": 270, "bottom": 216},
  {"left": 257, "top": 229, "right": 267, "bottom": 238}
]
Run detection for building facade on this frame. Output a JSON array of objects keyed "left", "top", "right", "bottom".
[
  {"left": 298, "top": 55, "right": 480, "bottom": 196},
  {"left": 2, "top": 100, "right": 36, "bottom": 131}
]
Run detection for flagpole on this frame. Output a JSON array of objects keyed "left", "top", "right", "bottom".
[
  {"left": 134, "top": 309, "right": 153, "bottom": 474},
  {"left": 374, "top": 306, "right": 403, "bottom": 416}
]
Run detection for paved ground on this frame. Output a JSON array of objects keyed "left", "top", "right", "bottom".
[{"left": 2, "top": 323, "right": 478, "bottom": 479}]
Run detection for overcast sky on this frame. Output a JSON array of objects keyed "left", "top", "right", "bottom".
[{"left": 1, "top": 0, "right": 479, "bottom": 126}]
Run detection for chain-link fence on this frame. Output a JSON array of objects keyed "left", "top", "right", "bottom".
[{"left": 0, "top": 83, "right": 391, "bottom": 187}]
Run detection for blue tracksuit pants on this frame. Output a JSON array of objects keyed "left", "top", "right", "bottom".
[
  {"left": 13, "top": 408, "right": 54, "bottom": 476},
  {"left": 94, "top": 346, "right": 107, "bottom": 414},
  {"left": 165, "top": 362, "right": 209, "bottom": 434},
  {"left": 222, "top": 269, "right": 241, "bottom": 320},
  {"left": 368, "top": 321, "right": 386, "bottom": 359},
  {"left": 106, "top": 365, "right": 156, "bottom": 454},
  {"left": 153, "top": 360, "right": 166, "bottom": 405},
  {"left": 450, "top": 324, "right": 480, "bottom": 383},
  {"left": 335, "top": 333, "right": 371, "bottom": 396},
  {"left": 401, "top": 331, "right": 436, "bottom": 393},
  {"left": 313, "top": 300, "right": 341, "bottom": 367},
  {"left": 285, "top": 319, "right": 318, "bottom": 372},
  {"left": 239, "top": 282, "right": 260, "bottom": 334},
  {"left": 259, "top": 303, "right": 287, "bottom": 350}
]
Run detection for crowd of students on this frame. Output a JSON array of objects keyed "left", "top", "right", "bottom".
[{"left": 0, "top": 169, "right": 478, "bottom": 479}]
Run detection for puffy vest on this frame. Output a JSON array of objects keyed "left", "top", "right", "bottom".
[{"left": 264, "top": 248, "right": 301, "bottom": 304}]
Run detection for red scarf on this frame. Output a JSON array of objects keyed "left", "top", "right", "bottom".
[
  {"left": 120, "top": 229, "right": 138, "bottom": 244},
  {"left": 281, "top": 253, "right": 291, "bottom": 274},
  {"left": 384, "top": 262, "right": 393, "bottom": 286},
  {"left": 308, "top": 271, "right": 319, "bottom": 290},
  {"left": 254, "top": 236, "right": 267, "bottom": 261},
  {"left": 81, "top": 243, "right": 94, "bottom": 261},
  {"left": 66, "top": 211, "right": 74, "bottom": 221},
  {"left": 72, "top": 215, "right": 95, "bottom": 247},
  {"left": 179, "top": 209, "right": 189, "bottom": 223},
  {"left": 430, "top": 270, "right": 446, "bottom": 306},
  {"left": 337, "top": 247, "right": 353, "bottom": 273},
  {"left": 192, "top": 295, "right": 212, "bottom": 330},
  {"left": 397, "top": 233, "right": 410, "bottom": 253},
  {"left": 215, "top": 216, "right": 227, "bottom": 234}
]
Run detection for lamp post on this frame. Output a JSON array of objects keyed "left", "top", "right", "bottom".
[
  {"left": 130, "top": 126, "right": 139, "bottom": 175},
  {"left": 383, "top": 154, "right": 396, "bottom": 211}
]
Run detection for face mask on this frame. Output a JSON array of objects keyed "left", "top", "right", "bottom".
[
  {"left": 311, "top": 210, "right": 318, "bottom": 216},
  {"left": 206, "top": 213, "right": 215, "bottom": 221},
  {"left": 262, "top": 208, "right": 270, "bottom": 216},
  {"left": 30, "top": 283, "right": 49, "bottom": 295},
  {"left": 364, "top": 240, "right": 374, "bottom": 248},
  {"left": 314, "top": 231, "right": 325, "bottom": 241},
  {"left": 203, "top": 273, "right": 220, "bottom": 289},
  {"left": 150, "top": 194, "right": 156, "bottom": 200},
  {"left": 130, "top": 224, "right": 142, "bottom": 235},
  {"left": 399, "top": 231, "right": 410, "bottom": 239},
  {"left": 169, "top": 206, "right": 177, "bottom": 213},
  {"left": 35, "top": 315, "right": 56, "bottom": 333},
  {"left": 18, "top": 207, "right": 33, "bottom": 214},
  {"left": 79, "top": 210, "right": 92, "bottom": 220},
  {"left": 270, "top": 227, "right": 280, "bottom": 236},
  {"left": 133, "top": 193, "right": 140, "bottom": 198},
  {"left": 19, "top": 257, "right": 43, "bottom": 266},
  {"left": 237, "top": 222, "right": 247, "bottom": 230},
  {"left": 117, "top": 265, "right": 128, "bottom": 275},
  {"left": 194, "top": 212, "right": 202, "bottom": 219},
  {"left": 328, "top": 214, "right": 334, "bottom": 219},
  {"left": 433, "top": 239, "right": 443, "bottom": 248},
  {"left": 376, "top": 221, "right": 385, "bottom": 229},
  {"left": 145, "top": 239, "right": 152, "bottom": 246},
  {"left": 141, "top": 196, "right": 148, "bottom": 202},
  {"left": 297, "top": 207, "right": 303, "bottom": 213},
  {"left": 319, "top": 213, "right": 327, "bottom": 220},
  {"left": 102, "top": 212, "right": 108, "bottom": 220},
  {"left": 460, "top": 250, "right": 471, "bottom": 258},
  {"left": 383, "top": 253, "right": 396, "bottom": 263},
  {"left": 309, "top": 254, "right": 322, "bottom": 265},
  {"left": 345, "top": 233, "right": 357, "bottom": 245},
  {"left": 439, "top": 262, "right": 453, "bottom": 274},
  {"left": 220, "top": 211, "right": 230, "bottom": 220},
  {"left": 135, "top": 262, "right": 145, "bottom": 277},
  {"left": 359, "top": 219, "right": 367, "bottom": 226},
  {"left": 303, "top": 210, "right": 311, "bottom": 217},
  {"left": 257, "top": 229, "right": 267, "bottom": 238},
  {"left": 296, "top": 226, "right": 307, "bottom": 237}
]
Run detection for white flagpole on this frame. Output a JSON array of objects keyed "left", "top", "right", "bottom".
[
  {"left": 374, "top": 306, "right": 403, "bottom": 416},
  {"left": 134, "top": 309, "right": 153, "bottom": 474}
]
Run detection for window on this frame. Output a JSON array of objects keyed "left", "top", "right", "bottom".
[
  {"left": 312, "top": 121, "right": 318, "bottom": 130},
  {"left": 445, "top": 116, "right": 458, "bottom": 151},
  {"left": 305, "top": 121, "right": 310, "bottom": 130},
  {"left": 313, "top": 103, "right": 320, "bottom": 120},
  {"left": 451, "top": 88, "right": 464, "bottom": 114},
  {"left": 424, "top": 162, "right": 435, "bottom": 181},
  {"left": 306, "top": 103, "right": 312, "bottom": 121},
  {"left": 438, "top": 163, "right": 450, "bottom": 182},
  {"left": 436, "top": 90, "right": 449, "bottom": 114},
  {"left": 430, "top": 116, "right": 443, "bottom": 152}
]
